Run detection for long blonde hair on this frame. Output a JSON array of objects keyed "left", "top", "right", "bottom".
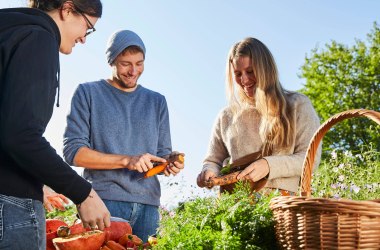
[{"left": 226, "top": 37, "right": 294, "bottom": 155}]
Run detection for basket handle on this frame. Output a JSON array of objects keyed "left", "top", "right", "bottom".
[{"left": 300, "top": 109, "right": 380, "bottom": 196}]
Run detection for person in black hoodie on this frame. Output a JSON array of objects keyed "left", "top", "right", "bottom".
[{"left": 0, "top": 0, "right": 110, "bottom": 249}]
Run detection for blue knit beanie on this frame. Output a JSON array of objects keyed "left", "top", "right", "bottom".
[{"left": 105, "top": 30, "right": 146, "bottom": 64}]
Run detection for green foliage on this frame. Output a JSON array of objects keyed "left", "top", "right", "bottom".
[
  {"left": 220, "top": 163, "right": 231, "bottom": 175},
  {"left": 45, "top": 204, "right": 78, "bottom": 225},
  {"left": 155, "top": 183, "right": 278, "bottom": 250},
  {"left": 300, "top": 22, "right": 380, "bottom": 156},
  {"left": 311, "top": 144, "right": 380, "bottom": 200}
]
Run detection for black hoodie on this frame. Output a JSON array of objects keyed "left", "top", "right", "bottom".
[{"left": 0, "top": 8, "right": 91, "bottom": 204}]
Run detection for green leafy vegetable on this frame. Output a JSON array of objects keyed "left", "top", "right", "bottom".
[
  {"left": 220, "top": 163, "right": 231, "bottom": 175},
  {"left": 46, "top": 204, "right": 78, "bottom": 225},
  {"left": 155, "top": 182, "right": 279, "bottom": 249}
]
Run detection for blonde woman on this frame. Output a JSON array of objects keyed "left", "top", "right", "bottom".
[{"left": 197, "top": 37, "right": 321, "bottom": 194}]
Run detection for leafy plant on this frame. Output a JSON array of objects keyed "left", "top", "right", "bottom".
[
  {"left": 311, "top": 143, "right": 380, "bottom": 200},
  {"left": 155, "top": 182, "right": 279, "bottom": 250},
  {"left": 45, "top": 204, "right": 78, "bottom": 225},
  {"left": 300, "top": 22, "right": 380, "bottom": 156}
]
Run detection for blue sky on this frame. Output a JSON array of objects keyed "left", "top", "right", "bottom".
[{"left": 2, "top": 0, "right": 380, "bottom": 207}]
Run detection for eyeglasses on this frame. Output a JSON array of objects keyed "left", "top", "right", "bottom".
[{"left": 78, "top": 11, "right": 96, "bottom": 37}]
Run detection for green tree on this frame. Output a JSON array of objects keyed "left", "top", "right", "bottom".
[{"left": 300, "top": 22, "right": 380, "bottom": 156}]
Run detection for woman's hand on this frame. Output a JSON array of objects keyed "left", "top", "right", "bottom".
[
  {"left": 43, "top": 185, "right": 70, "bottom": 212},
  {"left": 197, "top": 169, "right": 217, "bottom": 188},
  {"left": 237, "top": 159, "right": 270, "bottom": 182}
]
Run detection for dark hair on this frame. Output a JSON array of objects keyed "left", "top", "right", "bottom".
[
  {"left": 121, "top": 45, "right": 145, "bottom": 57},
  {"left": 28, "top": 0, "right": 102, "bottom": 17}
]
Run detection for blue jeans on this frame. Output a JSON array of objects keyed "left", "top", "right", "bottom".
[
  {"left": 103, "top": 200, "right": 159, "bottom": 243},
  {"left": 0, "top": 194, "right": 45, "bottom": 250}
]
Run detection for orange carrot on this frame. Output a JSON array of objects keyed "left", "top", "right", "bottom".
[
  {"left": 100, "top": 245, "right": 112, "bottom": 250},
  {"left": 144, "top": 163, "right": 167, "bottom": 178},
  {"left": 176, "top": 154, "right": 185, "bottom": 164},
  {"left": 105, "top": 240, "right": 126, "bottom": 250},
  {"left": 144, "top": 154, "right": 185, "bottom": 178}
]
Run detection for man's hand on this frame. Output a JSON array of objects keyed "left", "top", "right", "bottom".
[
  {"left": 76, "top": 188, "right": 111, "bottom": 231},
  {"left": 163, "top": 152, "right": 185, "bottom": 176},
  {"left": 126, "top": 153, "right": 166, "bottom": 173},
  {"left": 43, "top": 185, "right": 70, "bottom": 212}
]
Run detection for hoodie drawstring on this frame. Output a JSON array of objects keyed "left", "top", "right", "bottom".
[{"left": 56, "top": 64, "right": 60, "bottom": 107}]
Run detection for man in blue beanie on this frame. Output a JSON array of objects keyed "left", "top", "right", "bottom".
[{"left": 63, "top": 30, "right": 185, "bottom": 242}]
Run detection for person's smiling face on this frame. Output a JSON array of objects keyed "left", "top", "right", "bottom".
[
  {"left": 232, "top": 56, "right": 257, "bottom": 98},
  {"left": 110, "top": 51, "right": 145, "bottom": 91},
  {"left": 59, "top": 10, "right": 98, "bottom": 55}
]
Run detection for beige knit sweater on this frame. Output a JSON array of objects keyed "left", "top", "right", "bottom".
[{"left": 202, "top": 92, "right": 322, "bottom": 193}]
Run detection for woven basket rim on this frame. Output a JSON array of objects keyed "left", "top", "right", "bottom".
[{"left": 271, "top": 196, "right": 380, "bottom": 203}]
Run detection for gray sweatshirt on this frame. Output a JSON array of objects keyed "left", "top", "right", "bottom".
[{"left": 63, "top": 80, "right": 172, "bottom": 206}]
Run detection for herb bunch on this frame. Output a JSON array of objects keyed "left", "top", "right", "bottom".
[
  {"left": 155, "top": 182, "right": 278, "bottom": 250},
  {"left": 45, "top": 204, "right": 78, "bottom": 225}
]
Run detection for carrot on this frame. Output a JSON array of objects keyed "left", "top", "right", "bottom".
[
  {"left": 204, "top": 171, "right": 240, "bottom": 188},
  {"left": 177, "top": 154, "right": 185, "bottom": 163},
  {"left": 105, "top": 240, "right": 126, "bottom": 250},
  {"left": 204, "top": 171, "right": 268, "bottom": 192},
  {"left": 144, "top": 154, "right": 185, "bottom": 178},
  {"left": 100, "top": 245, "right": 112, "bottom": 250},
  {"left": 144, "top": 163, "right": 167, "bottom": 178},
  {"left": 119, "top": 233, "right": 143, "bottom": 246}
]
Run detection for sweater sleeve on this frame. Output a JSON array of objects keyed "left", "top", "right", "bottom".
[
  {"left": 264, "top": 96, "right": 322, "bottom": 180},
  {"left": 63, "top": 85, "right": 92, "bottom": 165},
  {"left": 0, "top": 30, "right": 91, "bottom": 204},
  {"left": 202, "top": 110, "right": 229, "bottom": 174}
]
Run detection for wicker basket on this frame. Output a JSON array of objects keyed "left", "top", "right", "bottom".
[{"left": 270, "top": 109, "right": 380, "bottom": 250}]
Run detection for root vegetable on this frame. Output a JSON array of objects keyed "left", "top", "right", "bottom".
[
  {"left": 46, "top": 219, "right": 68, "bottom": 233},
  {"left": 144, "top": 154, "right": 185, "bottom": 178},
  {"left": 53, "top": 230, "right": 105, "bottom": 250},
  {"left": 106, "top": 240, "right": 127, "bottom": 250},
  {"left": 46, "top": 219, "right": 68, "bottom": 250},
  {"left": 204, "top": 171, "right": 240, "bottom": 187},
  {"left": 104, "top": 221, "right": 133, "bottom": 242},
  {"left": 100, "top": 246, "right": 112, "bottom": 250},
  {"left": 68, "top": 222, "right": 88, "bottom": 235},
  {"left": 118, "top": 233, "right": 143, "bottom": 247}
]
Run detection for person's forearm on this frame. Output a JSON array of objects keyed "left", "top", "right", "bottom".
[{"left": 73, "top": 147, "right": 129, "bottom": 170}]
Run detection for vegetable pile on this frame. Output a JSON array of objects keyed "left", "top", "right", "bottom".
[{"left": 46, "top": 218, "right": 155, "bottom": 250}]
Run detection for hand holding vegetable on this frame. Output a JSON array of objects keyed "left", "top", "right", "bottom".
[
  {"left": 126, "top": 153, "right": 167, "bottom": 173},
  {"left": 43, "top": 185, "right": 70, "bottom": 212},
  {"left": 196, "top": 169, "right": 217, "bottom": 188},
  {"left": 237, "top": 158, "right": 270, "bottom": 182},
  {"left": 144, "top": 152, "right": 185, "bottom": 178}
]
